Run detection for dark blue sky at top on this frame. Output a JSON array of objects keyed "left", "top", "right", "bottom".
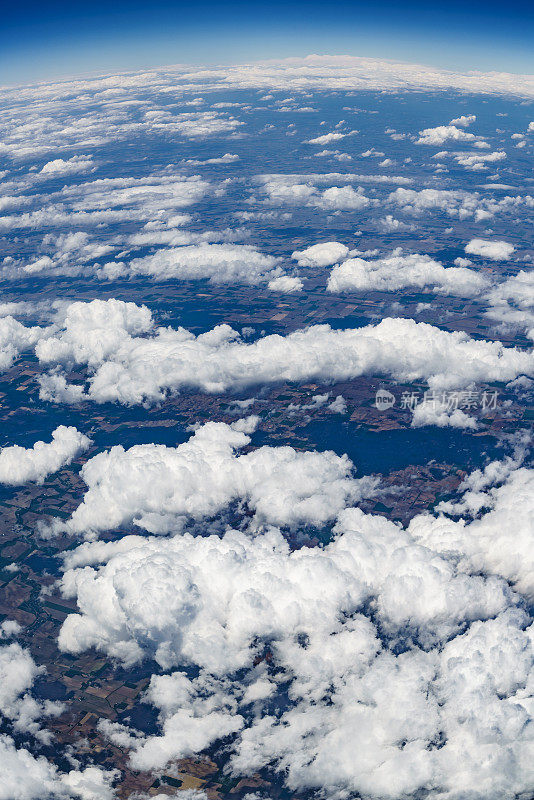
[{"left": 1, "top": 0, "right": 533, "bottom": 84}]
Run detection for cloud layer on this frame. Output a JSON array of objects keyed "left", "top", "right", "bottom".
[
  {"left": 57, "top": 459, "right": 534, "bottom": 797},
  {"left": 30, "top": 300, "right": 534, "bottom": 405}
]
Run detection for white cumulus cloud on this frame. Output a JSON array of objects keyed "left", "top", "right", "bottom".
[
  {"left": 32, "top": 300, "right": 534, "bottom": 405},
  {"left": 0, "top": 427, "right": 91, "bottom": 486},
  {"left": 416, "top": 125, "right": 477, "bottom": 145},
  {"left": 465, "top": 238, "right": 515, "bottom": 260},
  {"left": 292, "top": 241, "right": 350, "bottom": 267},
  {"left": 54, "top": 420, "right": 376, "bottom": 536},
  {"left": 327, "top": 252, "right": 489, "bottom": 297}
]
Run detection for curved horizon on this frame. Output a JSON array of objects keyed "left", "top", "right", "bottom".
[{"left": 2, "top": 0, "right": 534, "bottom": 84}]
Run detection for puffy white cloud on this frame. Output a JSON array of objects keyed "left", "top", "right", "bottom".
[
  {"left": 59, "top": 526, "right": 368, "bottom": 668},
  {"left": 454, "top": 150, "right": 506, "bottom": 170},
  {"left": 108, "top": 672, "right": 244, "bottom": 770},
  {"left": 0, "top": 207, "right": 140, "bottom": 233},
  {"left": 38, "top": 374, "right": 87, "bottom": 405},
  {"left": 390, "top": 188, "right": 534, "bottom": 222},
  {"left": 379, "top": 214, "right": 416, "bottom": 232},
  {"left": 267, "top": 275, "right": 303, "bottom": 292},
  {"left": 410, "top": 466, "right": 534, "bottom": 599},
  {"left": 0, "top": 621, "right": 21, "bottom": 639},
  {"left": 449, "top": 114, "right": 476, "bottom": 127},
  {"left": 287, "top": 392, "right": 331, "bottom": 412},
  {"left": 465, "top": 238, "right": 515, "bottom": 260},
  {"left": 486, "top": 305, "right": 534, "bottom": 332},
  {"left": 416, "top": 125, "right": 477, "bottom": 145},
  {"left": 254, "top": 176, "right": 317, "bottom": 204},
  {"left": 0, "top": 642, "right": 63, "bottom": 741},
  {"left": 305, "top": 131, "right": 351, "bottom": 145},
  {"left": 0, "top": 632, "right": 113, "bottom": 799},
  {"left": 0, "top": 196, "right": 32, "bottom": 213},
  {"left": 361, "top": 147, "right": 385, "bottom": 157},
  {"left": 0, "top": 315, "right": 47, "bottom": 371},
  {"left": 0, "top": 735, "right": 63, "bottom": 800},
  {"left": 410, "top": 398, "right": 477, "bottom": 429},
  {"left": 39, "top": 156, "right": 94, "bottom": 175},
  {"left": 57, "top": 767, "right": 118, "bottom": 800},
  {"left": 54, "top": 420, "right": 376, "bottom": 536},
  {"left": 230, "top": 609, "right": 533, "bottom": 799},
  {"left": 57, "top": 469, "right": 532, "bottom": 795},
  {"left": 292, "top": 241, "right": 350, "bottom": 267},
  {"left": 438, "top": 437, "right": 529, "bottom": 513},
  {"left": 0, "top": 427, "right": 90, "bottom": 486},
  {"left": 59, "top": 174, "right": 210, "bottom": 213},
  {"left": 21, "top": 237, "right": 104, "bottom": 278},
  {"left": 314, "top": 185, "right": 370, "bottom": 210},
  {"left": 59, "top": 498, "right": 512, "bottom": 671},
  {"left": 0, "top": 735, "right": 117, "bottom": 800},
  {"left": 388, "top": 187, "right": 489, "bottom": 219},
  {"left": 255, "top": 171, "right": 410, "bottom": 206},
  {"left": 328, "top": 394, "right": 347, "bottom": 413},
  {"left": 33, "top": 300, "right": 534, "bottom": 405},
  {"left": 183, "top": 152, "right": 239, "bottom": 165},
  {"left": 106, "top": 243, "right": 283, "bottom": 286},
  {"left": 0, "top": 174, "right": 212, "bottom": 237},
  {"left": 159, "top": 110, "right": 243, "bottom": 138},
  {"left": 327, "top": 252, "right": 489, "bottom": 297},
  {"left": 255, "top": 174, "right": 372, "bottom": 210},
  {"left": 313, "top": 148, "right": 352, "bottom": 161},
  {"left": 38, "top": 298, "right": 153, "bottom": 368},
  {"left": 485, "top": 271, "right": 534, "bottom": 331},
  {"left": 430, "top": 611, "right": 534, "bottom": 799}
]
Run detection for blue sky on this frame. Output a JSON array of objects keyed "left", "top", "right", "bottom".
[{"left": 2, "top": 0, "right": 533, "bottom": 84}]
